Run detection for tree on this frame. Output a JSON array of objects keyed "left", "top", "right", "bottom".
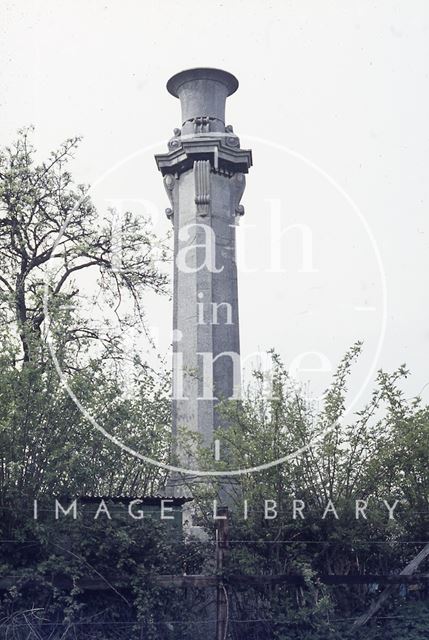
[
  {"left": 186, "top": 347, "right": 429, "bottom": 638},
  {"left": 0, "top": 127, "right": 169, "bottom": 367},
  {"left": 0, "top": 128, "right": 172, "bottom": 498}
]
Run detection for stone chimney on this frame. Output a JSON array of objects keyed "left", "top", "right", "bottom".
[{"left": 155, "top": 68, "right": 252, "bottom": 469}]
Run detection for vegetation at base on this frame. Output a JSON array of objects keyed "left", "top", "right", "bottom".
[{"left": 0, "top": 130, "right": 428, "bottom": 638}]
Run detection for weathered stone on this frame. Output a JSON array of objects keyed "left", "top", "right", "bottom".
[{"left": 155, "top": 68, "right": 252, "bottom": 467}]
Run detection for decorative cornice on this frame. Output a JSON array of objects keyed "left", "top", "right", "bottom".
[{"left": 155, "top": 135, "right": 252, "bottom": 177}]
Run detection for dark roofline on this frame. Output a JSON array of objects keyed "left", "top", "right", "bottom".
[{"left": 77, "top": 495, "right": 192, "bottom": 507}]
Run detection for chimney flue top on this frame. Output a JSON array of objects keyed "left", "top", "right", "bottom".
[{"left": 166, "top": 67, "right": 239, "bottom": 134}]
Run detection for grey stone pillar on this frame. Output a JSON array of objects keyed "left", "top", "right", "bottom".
[{"left": 155, "top": 68, "right": 252, "bottom": 469}]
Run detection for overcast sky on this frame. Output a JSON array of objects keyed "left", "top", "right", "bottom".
[{"left": 2, "top": 0, "right": 428, "bottom": 411}]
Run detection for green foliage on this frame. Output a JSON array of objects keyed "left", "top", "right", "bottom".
[
  {"left": 0, "top": 128, "right": 172, "bottom": 498},
  {"left": 184, "top": 347, "right": 429, "bottom": 638},
  {"left": 0, "top": 130, "right": 428, "bottom": 637},
  {"left": 0, "top": 503, "right": 210, "bottom": 639}
]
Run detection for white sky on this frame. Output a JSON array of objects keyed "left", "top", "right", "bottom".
[{"left": 1, "top": 0, "right": 429, "bottom": 410}]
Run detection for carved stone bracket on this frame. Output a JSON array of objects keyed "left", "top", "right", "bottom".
[
  {"left": 230, "top": 172, "right": 246, "bottom": 220},
  {"left": 194, "top": 160, "right": 211, "bottom": 217},
  {"left": 168, "top": 127, "right": 182, "bottom": 151},
  {"left": 164, "top": 173, "right": 176, "bottom": 223},
  {"left": 224, "top": 124, "right": 240, "bottom": 148}
]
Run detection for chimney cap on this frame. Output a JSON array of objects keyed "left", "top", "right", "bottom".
[{"left": 167, "top": 67, "right": 239, "bottom": 98}]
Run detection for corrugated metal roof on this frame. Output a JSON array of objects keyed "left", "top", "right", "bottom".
[{"left": 78, "top": 495, "right": 192, "bottom": 506}]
